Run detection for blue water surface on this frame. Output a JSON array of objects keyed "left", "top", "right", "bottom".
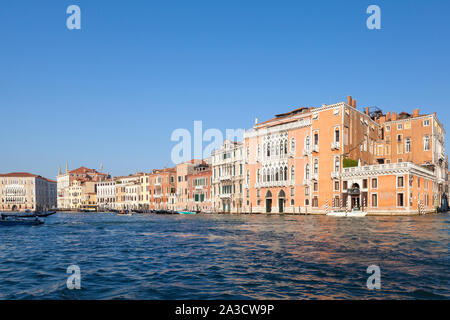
[{"left": 0, "top": 213, "right": 448, "bottom": 299}]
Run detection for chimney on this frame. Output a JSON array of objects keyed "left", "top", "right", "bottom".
[
  {"left": 365, "top": 107, "right": 369, "bottom": 115},
  {"left": 413, "top": 108, "right": 420, "bottom": 117},
  {"left": 386, "top": 112, "right": 391, "bottom": 121},
  {"left": 391, "top": 112, "right": 397, "bottom": 121},
  {"left": 348, "top": 96, "right": 352, "bottom": 106},
  {"left": 352, "top": 99, "right": 357, "bottom": 108}
]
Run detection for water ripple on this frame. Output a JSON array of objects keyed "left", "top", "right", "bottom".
[{"left": 0, "top": 213, "right": 448, "bottom": 299}]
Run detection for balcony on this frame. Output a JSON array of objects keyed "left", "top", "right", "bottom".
[
  {"left": 219, "top": 175, "right": 232, "bottom": 181},
  {"left": 195, "top": 185, "right": 204, "bottom": 190},
  {"left": 302, "top": 178, "right": 310, "bottom": 186},
  {"left": 311, "top": 174, "right": 319, "bottom": 181},
  {"left": 153, "top": 194, "right": 162, "bottom": 199},
  {"left": 313, "top": 145, "right": 319, "bottom": 153},
  {"left": 331, "top": 171, "right": 340, "bottom": 179},
  {"left": 220, "top": 193, "right": 232, "bottom": 199},
  {"left": 331, "top": 141, "right": 340, "bottom": 150}
]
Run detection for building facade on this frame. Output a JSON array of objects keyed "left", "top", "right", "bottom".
[
  {"left": 187, "top": 162, "right": 212, "bottom": 212},
  {"left": 0, "top": 172, "right": 56, "bottom": 211},
  {"left": 211, "top": 140, "right": 244, "bottom": 213},
  {"left": 57, "top": 165, "right": 109, "bottom": 210},
  {"left": 243, "top": 96, "right": 447, "bottom": 215}
]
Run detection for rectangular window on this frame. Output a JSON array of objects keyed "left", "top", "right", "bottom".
[
  {"left": 314, "top": 133, "right": 319, "bottom": 145},
  {"left": 371, "top": 178, "right": 378, "bottom": 189},
  {"left": 312, "top": 197, "right": 318, "bottom": 207},
  {"left": 335, "top": 129, "right": 340, "bottom": 143},
  {"left": 313, "top": 182, "right": 318, "bottom": 192},
  {"left": 405, "top": 138, "right": 411, "bottom": 153},
  {"left": 363, "top": 179, "right": 368, "bottom": 189},
  {"left": 424, "top": 136, "right": 430, "bottom": 151},
  {"left": 397, "top": 176, "right": 404, "bottom": 188},
  {"left": 343, "top": 181, "right": 348, "bottom": 190},
  {"left": 372, "top": 194, "right": 378, "bottom": 207},
  {"left": 305, "top": 187, "right": 309, "bottom": 196},
  {"left": 334, "top": 181, "right": 340, "bottom": 191},
  {"left": 423, "top": 120, "right": 430, "bottom": 126},
  {"left": 397, "top": 193, "right": 404, "bottom": 207},
  {"left": 397, "top": 123, "right": 403, "bottom": 130},
  {"left": 386, "top": 125, "right": 390, "bottom": 132}
]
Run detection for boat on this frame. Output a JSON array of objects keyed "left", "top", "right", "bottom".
[
  {"left": 327, "top": 210, "right": 367, "bottom": 217},
  {"left": 178, "top": 211, "right": 197, "bottom": 215},
  {"left": 0, "top": 214, "right": 44, "bottom": 226},
  {"left": 0, "top": 211, "right": 56, "bottom": 218},
  {"left": 36, "top": 211, "right": 56, "bottom": 217},
  {"left": 117, "top": 210, "right": 132, "bottom": 216}
]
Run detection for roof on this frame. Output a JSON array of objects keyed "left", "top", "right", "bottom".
[
  {"left": 69, "top": 166, "right": 100, "bottom": 174},
  {"left": 256, "top": 106, "right": 312, "bottom": 127},
  {"left": 0, "top": 172, "right": 56, "bottom": 183},
  {"left": 0, "top": 172, "right": 38, "bottom": 178}
]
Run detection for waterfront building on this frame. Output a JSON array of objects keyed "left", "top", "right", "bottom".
[
  {"left": 0, "top": 172, "right": 56, "bottom": 211},
  {"left": 243, "top": 96, "right": 447, "bottom": 215},
  {"left": 138, "top": 173, "right": 152, "bottom": 210},
  {"left": 186, "top": 161, "right": 212, "bottom": 212},
  {"left": 175, "top": 160, "right": 204, "bottom": 211},
  {"left": 114, "top": 175, "right": 140, "bottom": 210},
  {"left": 211, "top": 140, "right": 244, "bottom": 213},
  {"left": 66, "top": 179, "right": 98, "bottom": 211},
  {"left": 149, "top": 168, "right": 177, "bottom": 210},
  {"left": 57, "top": 165, "right": 109, "bottom": 210},
  {"left": 97, "top": 179, "right": 116, "bottom": 211}
]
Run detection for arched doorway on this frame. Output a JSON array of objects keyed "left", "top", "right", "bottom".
[
  {"left": 265, "top": 190, "right": 272, "bottom": 213},
  {"left": 11, "top": 205, "right": 17, "bottom": 212},
  {"left": 278, "top": 190, "right": 286, "bottom": 213},
  {"left": 349, "top": 183, "right": 361, "bottom": 210}
]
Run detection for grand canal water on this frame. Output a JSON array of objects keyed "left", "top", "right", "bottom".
[{"left": 0, "top": 213, "right": 448, "bottom": 299}]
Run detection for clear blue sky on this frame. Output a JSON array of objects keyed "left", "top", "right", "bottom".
[{"left": 1, "top": 0, "right": 449, "bottom": 179}]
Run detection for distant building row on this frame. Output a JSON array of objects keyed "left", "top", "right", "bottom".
[{"left": 3, "top": 96, "right": 446, "bottom": 215}]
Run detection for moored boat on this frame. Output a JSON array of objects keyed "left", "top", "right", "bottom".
[
  {"left": 178, "top": 211, "right": 197, "bottom": 215},
  {"left": 327, "top": 211, "right": 367, "bottom": 217}
]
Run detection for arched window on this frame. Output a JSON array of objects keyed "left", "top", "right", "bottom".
[
  {"left": 305, "top": 164, "right": 310, "bottom": 180},
  {"left": 275, "top": 168, "right": 279, "bottom": 181},
  {"left": 291, "top": 138, "right": 295, "bottom": 152},
  {"left": 267, "top": 143, "right": 271, "bottom": 157},
  {"left": 291, "top": 166, "right": 295, "bottom": 181},
  {"left": 263, "top": 169, "right": 266, "bottom": 182},
  {"left": 314, "top": 159, "right": 319, "bottom": 174},
  {"left": 257, "top": 169, "right": 260, "bottom": 182},
  {"left": 305, "top": 136, "right": 310, "bottom": 150},
  {"left": 276, "top": 141, "right": 279, "bottom": 155},
  {"left": 334, "top": 156, "right": 340, "bottom": 172}
]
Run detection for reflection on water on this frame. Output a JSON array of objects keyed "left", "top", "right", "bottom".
[{"left": 0, "top": 213, "right": 448, "bottom": 299}]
